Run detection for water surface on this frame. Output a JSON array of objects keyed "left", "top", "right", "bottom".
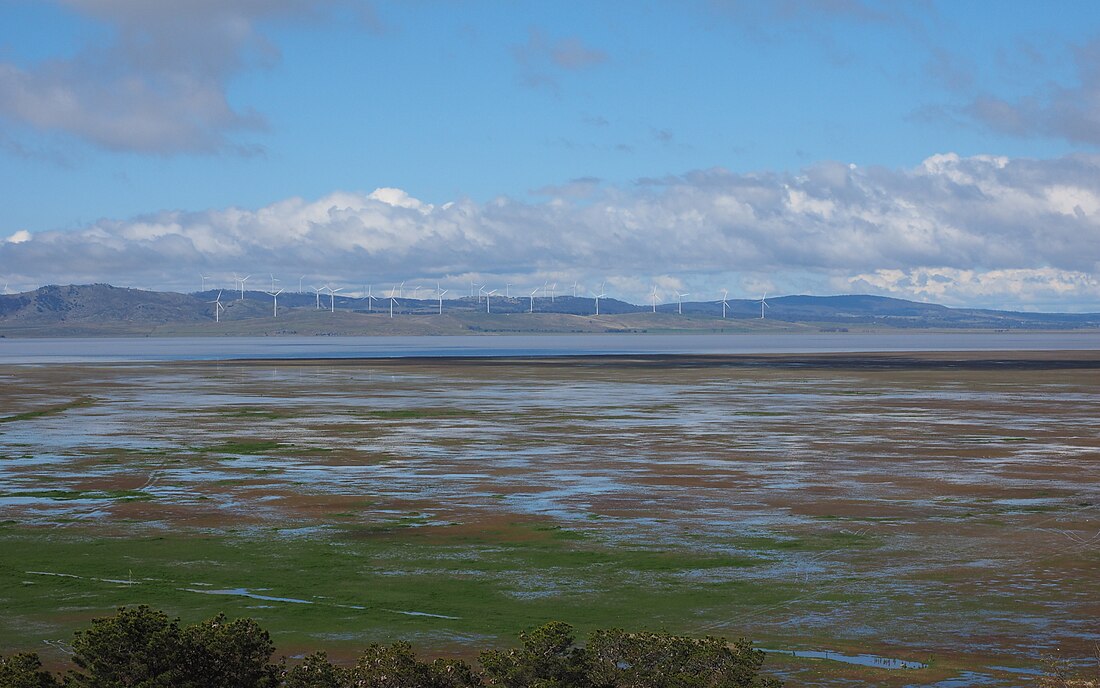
[{"left": 1, "top": 332, "right": 1098, "bottom": 364}]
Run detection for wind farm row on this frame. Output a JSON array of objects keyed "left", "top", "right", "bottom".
[
  {"left": 3, "top": 282, "right": 1098, "bottom": 337},
  {"left": 200, "top": 273, "right": 774, "bottom": 321}
]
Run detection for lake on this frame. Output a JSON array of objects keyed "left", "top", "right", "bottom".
[{"left": 2, "top": 331, "right": 1099, "bottom": 363}]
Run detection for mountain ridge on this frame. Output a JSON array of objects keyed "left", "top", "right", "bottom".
[{"left": 0, "top": 283, "right": 1097, "bottom": 337}]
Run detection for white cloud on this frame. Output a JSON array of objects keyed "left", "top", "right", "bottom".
[
  {"left": 5, "top": 230, "right": 31, "bottom": 244},
  {"left": 848, "top": 267, "right": 1100, "bottom": 309},
  {"left": 2, "top": 153, "right": 1099, "bottom": 309}
]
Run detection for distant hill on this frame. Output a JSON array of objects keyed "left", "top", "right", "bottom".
[{"left": 0, "top": 284, "right": 1097, "bottom": 337}]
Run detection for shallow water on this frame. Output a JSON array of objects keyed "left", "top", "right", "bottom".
[
  {"left": 758, "top": 647, "right": 927, "bottom": 669},
  {"left": 1, "top": 331, "right": 1099, "bottom": 363},
  {"left": 2, "top": 356, "right": 1098, "bottom": 683}
]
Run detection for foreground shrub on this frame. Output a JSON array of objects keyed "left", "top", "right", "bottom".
[
  {"left": 345, "top": 641, "right": 479, "bottom": 688},
  {"left": 586, "top": 628, "right": 780, "bottom": 688},
  {"left": 68, "top": 605, "right": 182, "bottom": 687},
  {"left": 283, "top": 652, "right": 346, "bottom": 688},
  {"left": 0, "top": 653, "right": 60, "bottom": 688},
  {"left": 0, "top": 609, "right": 781, "bottom": 688},
  {"left": 479, "top": 620, "right": 589, "bottom": 687}
]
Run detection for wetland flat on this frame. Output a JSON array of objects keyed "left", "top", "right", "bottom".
[{"left": 1, "top": 352, "right": 1098, "bottom": 686}]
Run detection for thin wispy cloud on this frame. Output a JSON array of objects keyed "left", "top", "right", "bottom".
[
  {"left": 0, "top": 0, "right": 373, "bottom": 155},
  {"left": 511, "top": 28, "right": 609, "bottom": 92},
  {"left": 961, "top": 37, "right": 1100, "bottom": 146}
]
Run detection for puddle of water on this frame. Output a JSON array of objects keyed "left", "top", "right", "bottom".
[
  {"left": 905, "top": 670, "right": 1007, "bottom": 687},
  {"left": 986, "top": 665, "right": 1044, "bottom": 676},
  {"left": 180, "top": 587, "right": 313, "bottom": 604},
  {"left": 386, "top": 609, "right": 461, "bottom": 620},
  {"left": 26, "top": 570, "right": 139, "bottom": 585},
  {"left": 759, "top": 647, "right": 927, "bottom": 669}
]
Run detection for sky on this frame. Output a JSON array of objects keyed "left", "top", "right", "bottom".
[{"left": 1, "top": 0, "right": 1100, "bottom": 311}]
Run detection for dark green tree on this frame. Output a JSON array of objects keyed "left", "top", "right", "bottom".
[
  {"left": 428, "top": 658, "right": 483, "bottom": 688},
  {"left": 0, "top": 652, "right": 60, "bottom": 688},
  {"left": 345, "top": 642, "right": 482, "bottom": 688},
  {"left": 585, "top": 629, "right": 780, "bottom": 688},
  {"left": 67, "top": 605, "right": 181, "bottom": 687},
  {"left": 282, "top": 652, "right": 346, "bottom": 688},
  {"left": 347, "top": 641, "right": 436, "bottom": 688},
  {"left": 175, "top": 614, "right": 278, "bottom": 688},
  {"left": 480, "top": 621, "right": 588, "bottom": 688}
]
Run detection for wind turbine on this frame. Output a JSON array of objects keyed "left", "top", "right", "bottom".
[
  {"left": 720, "top": 289, "right": 731, "bottom": 318},
  {"left": 529, "top": 286, "right": 539, "bottom": 313},
  {"left": 592, "top": 288, "right": 607, "bottom": 316},
  {"left": 388, "top": 284, "right": 399, "bottom": 318},
  {"left": 572, "top": 281, "right": 579, "bottom": 298},
  {"left": 398, "top": 281, "right": 406, "bottom": 298},
  {"left": 299, "top": 275, "right": 306, "bottom": 294},
  {"left": 361, "top": 285, "right": 377, "bottom": 312},
  {"left": 207, "top": 290, "right": 225, "bottom": 323},
  {"left": 477, "top": 285, "right": 486, "bottom": 303},
  {"left": 505, "top": 283, "right": 513, "bottom": 298},
  {"left": 234, "top": 274, "right": 251, "bottom": 301},
  {"left": 437, "top": 285, "right": 448, "bottom": 314},
  {"left": 650, "top": 286, "right": 659, "bottom": 313},
  {"left": 677, "top": 291, "right": 690, "bottom": 315},
  {"left": 265, "top": 288, "right": 283, "bottom": 317},
  {"left": 312, "top": 285, "right": 323, "bottom": 309},
  {"left": 199, "top": 274, "right": 210, "bottom": 292},
  {"left": 485, "top": 288, "right": 498, "bottom": 313},
  {"left": 759, "top": 291, "right": 770, "bottom": 319},
  {"left": 549, "top": 282, "right": 557, "bottom": 303},
  {"left": 326, "top": 285, "right": 343, "bottom": 312}
]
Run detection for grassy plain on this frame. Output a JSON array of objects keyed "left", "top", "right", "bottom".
[{"left": 1, "top": 353, "right": 1098, "bottom": 686}]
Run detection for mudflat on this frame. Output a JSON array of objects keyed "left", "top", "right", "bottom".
[{"left": 1, "top": 350, "right": 1097, "bottom": 686}]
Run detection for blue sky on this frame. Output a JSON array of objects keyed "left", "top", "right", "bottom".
[{"left": 2, "top": 1, "right": 1100, "bottom": 310}]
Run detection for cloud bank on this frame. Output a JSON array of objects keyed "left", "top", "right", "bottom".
[{"left": 2, "top": 153, "right": 1099, "bottom": 310}]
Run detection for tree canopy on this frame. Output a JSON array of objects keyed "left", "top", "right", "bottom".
[{"left": 0, "top": 607, "right": 781, "bottom": 688}]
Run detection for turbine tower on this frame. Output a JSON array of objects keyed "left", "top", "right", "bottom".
[
  {"left": 759, "top": 291, "right": 770, "bottom": 319},
  {"left": 389, "top": 284, "right": 399, "bottom": 318},
  {"left": 207, "top": 290, "right": 225, "bottom": 323},
  {"left": 592, "top": 288, "right": 607, "bottom": 316},
  {"left": 720, "top": 289, "right": 730, "bottom": 318},
  {"left": 361, "top": 285, "right": 377, "bottom": 312},
  {"left": 326, "top": 285, "right": 343, "bottom": 313},
  {"left": 485, "top": 288, "right": 498, "bottom": 314},
  {"left": 677, "top": 291, "right": 690, "bottom": 315},
  {"left": 529, "top": 286, "right": 539, "bottom": 313},
  {"left": 312, "top": 285, "right": 323, "bottom": 309},
  {"left": 200, "top": 274, "right": 210, "bottom": 292},
  {"left": 265, "top": 288, "right": 283, "bottom": 317},
  {"left": 650, "top": 286, "right": 658, "bottom": 313},
  {"left": 437, "top": 285, "right": 448, "bottom": 315},
  {"left": 234, "top": 274, "right": 251, "bottom": 301}
]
